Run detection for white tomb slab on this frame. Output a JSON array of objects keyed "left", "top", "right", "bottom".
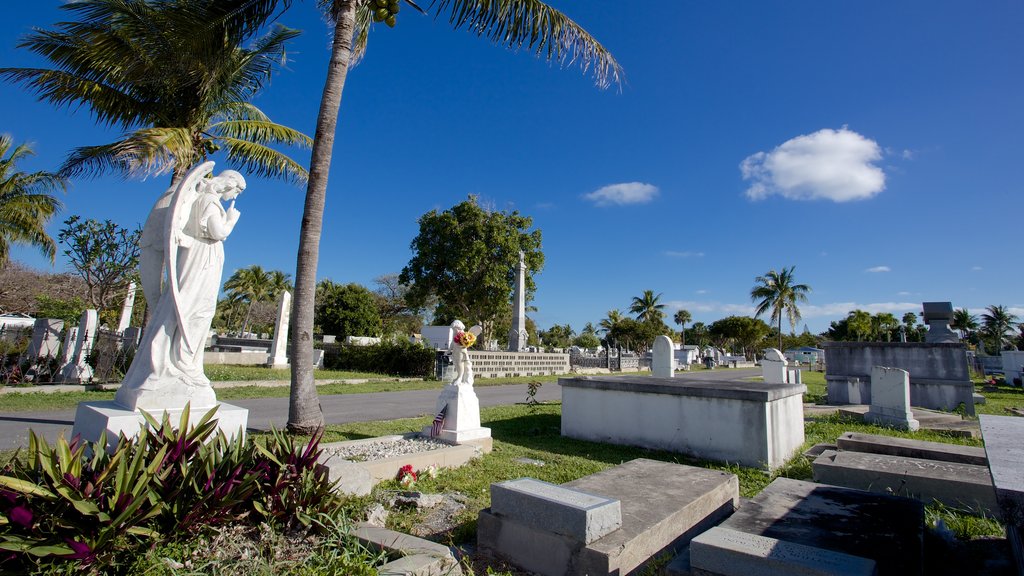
[
  {"left": 864, "top": 366, "right": 919, "bottom": 431},
  {"left": 26, "top": 319, "right": 63, "bottom": 361},
  {"left": 651, "top": 335, "right": 674, "bottom": 378},
  {"left": 266, "top": 291, "right": 291, "bottom": 368},
  {"left": 73, "top": 401, "right": 248, "bottom": 452}
]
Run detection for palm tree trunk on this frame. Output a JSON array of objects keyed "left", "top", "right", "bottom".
[
  {"left": 778, "top": 317, "right": 783, "bottom": 350},
  {"left": 287, "top": 0, "right": 358, "bottom": 434}
]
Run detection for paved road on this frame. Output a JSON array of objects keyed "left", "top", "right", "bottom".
[{"left": 0, "top": 369, "right": 758, "bottom": 449}]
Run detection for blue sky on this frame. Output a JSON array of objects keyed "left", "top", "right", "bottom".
[{"left": 3, "top": 1, "right": 1023, "bottom": 334}]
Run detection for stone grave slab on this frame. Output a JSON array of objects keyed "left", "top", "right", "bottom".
[
  {"left": 478, "top": 458, "right": 738, "bottom": 576},
  {"left": 490, "top": 478, "right": 621, "bottom": 544},
  {"left": 835, "top": 431, "right": 987, "bottom": 465},
  {"left": 709, "top": 477, "right": 923, "bottom": 575},
  {"left": 812, "top": 449, "right": 997, "bottom": 515},
  {"left": 980, "top": 415, "right": 1024, "bottom": 575},
  {"left": 689, "top": 526, "right": 877, "bottom": 576}
]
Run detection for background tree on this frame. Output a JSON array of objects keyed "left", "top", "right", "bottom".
[
  {"left": 0, "top": 136, "right": 65, "bottom": 265},
  {"left": 57, "top": 216, "right": 140, "bottom": 317},
  {"left": 873, "top": 312, "right": 899, "bottom": 342},
  {"left": 285, "top": 0, "right": 621, "bottom": 434},
  {"left": 1, "top": 0, "right": 309, "bottom": 183},
  {"left": 223, "top": 265, "right": 273, "bottom": 334},
  {"left": 951, "top": 308, "right": 978, "bottom": 341},
  {"left": 539, "top": 324, "right": 574, "bottom": 349},
  {"left": 0, "top": 262, "right": 83, "bottom": 315},
  {"left": 750, "top": 266, "right": 811, "bottom": 349},
  {"left": 373, "top": 273, "right": 423, "bottom": 337},
  {"left": 673, "top": 309, "right": 691, "bottom": 345},
  {"left": 689, "top": 321, "right": 709, "bottom": 349},
  {"left": 846, "top": 309, "right": 873, "bottom": 341},
  {"left": 982, "top": 305, "right": 1018, "bottom": 352},
  {"left": 608, "top": 318, "right": 666, "bottom": 353},
  {"left": 399, "top": 195, "right": 544, "bottom": 341},
  {"left": 314, "top": 280, "right": 382, "bottom": 340},
  {"left": 573, "top": 331, "right": 601, "bottom": 349},
  {"left": 599, "top": 310, "right": 624, "bottom": 344},
  {"left": 629, "top": 290, "right": 665, "bottom": 324},
  {"left": 708, "top": 316, "right": 770, "bottom": 359}
]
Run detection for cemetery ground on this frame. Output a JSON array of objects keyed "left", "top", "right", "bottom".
[{"left": 2, "top": 369, "right": 1020, "bottom": 574}]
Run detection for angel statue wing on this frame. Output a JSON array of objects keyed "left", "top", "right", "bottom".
[
  {"left": 165, "top": 160, "right": 215, "bottom": 355},
  {"left": 469, "top": 325, "right": 483, "bottom": 337}
]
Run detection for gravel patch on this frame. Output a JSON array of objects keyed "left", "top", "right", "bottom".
[{"left": 323, "top": 436, "right": 452, "bottom": 461}]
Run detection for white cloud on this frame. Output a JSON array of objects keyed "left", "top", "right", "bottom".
[
  {"left": 801, "top": 302, "right": 920, "bottom": 317},
  {"left": 664, "top": 250, "right": 704, "bottom": 258},
  {"left": 865, "top": 266, "right": 891, "bottom": 273},
  {"left": 583, "top": 182, "right": 659, "bottom": 207},
  {"left": 897, "top": 291, "right": 913, "bottom": 296},
  {"left": 971, "top": 266, "right": 983, "bottom": 271},
  {"left": 696, "top": 289, "right": 708, "bottom": 295},
  {"left": 740, "top": 127, "right": 886, "bottom": 202}
]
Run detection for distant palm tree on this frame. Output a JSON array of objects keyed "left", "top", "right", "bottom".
[
  {"left": 630, "top": 290, "right": 665, "bottom": 324},
  {"left": 982, "top": 305, "right": 1018, "bottom": 352},
  {"left": 950, "top": 308, "right": 978, "bottom": 341},
  {"left": 750, "top": 266, "right": 811, "bottom": 349},
  {"left": 0, "top": 136, "right": 65, "bottom": 265},
  {"left": 599, "top": 310, "right": 624, "bottom": 338},
  {"left": 690, "top": 321, "right": 709, "bottom": 349},
  {"left": 1, "top": 0, "right": 310, "bottom": 184},
  {"left": 873, "top": 312, "right": 899, "bottom": 342},
  {"left": 846, "top": 309, "right": 873, "bottom": 341},
  {"left": 674, "top": 309, "right": 692, "bottom": 345},
  {"left": 267, "top": 270, "right": 294, "bottom": 300},
  {"left": 224, "top": 265, "right": 272, "bottom": 333}
]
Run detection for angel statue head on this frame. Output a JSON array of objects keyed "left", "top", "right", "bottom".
[
  {"left": 199, "top": 169, "right": 246, "bottom": 200},
  {"left": 451, "top": 319, "right": 466, "bottom": 332}
]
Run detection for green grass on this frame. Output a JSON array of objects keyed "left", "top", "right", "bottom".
[
  {"left": 972, "top": 379, "right": 1024, "bottom": 417},
  {"left": 203, "top": 365, "right": 393, "bottom": 382}
]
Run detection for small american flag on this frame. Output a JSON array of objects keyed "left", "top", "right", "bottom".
[{"left": 431, "top": 405, "right": 448, "bottom": 437}]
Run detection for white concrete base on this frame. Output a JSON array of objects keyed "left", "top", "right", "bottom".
[
  {"left": 425, "top": 426, "right": 492, "bottom": 444},
  {"left": 72, "top": 400, "right": 248, "bottom": 451},
  {"left": 434, "top": 383, "right": 482, "bottom": 430}
]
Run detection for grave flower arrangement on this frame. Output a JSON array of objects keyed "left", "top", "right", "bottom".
[
  {"left": 397, "top": 464, "right": 417, "bottom": 488},
  {"left": 453, "top": 330, "right": 476, "bottom": 348}
]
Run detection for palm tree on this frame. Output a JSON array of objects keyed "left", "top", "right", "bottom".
[
  {"left": 846, "top": 309, "right": 873, "bottom": 341},
  {"left": 630, "top": 290, "right": 665, "bottom": 324},
  {"left": 674, "top": 309, "right": 691, "bottom": 345},
  {"left": 873, "top": 312, "right": 899, "bottom": 342},
  {"left": 0, "top": 136, "right": 65, "bottom": 265},
  {"left": 267, "top": 270, "right": 294, "bottom": 300},
  {"left": 223, "top": 265, "right": 273, "bottom": 333},
  {"left": 750, "top": 266, "right": 811, "bottom": 349},
  {"left": 598, "top": 310, "right": 624, "bottom": 341},
  {"left": 285, "top": 0, "right": 621, "bottom": 433},
  {"left": 950, "top": 308, "right": 978, "bottom": 341},
  {"left": 982, "top": 305, "right": 1018, "bottom": 352},
  {"left": 1, "top": 0, "right": 310, "bottom": 183}
]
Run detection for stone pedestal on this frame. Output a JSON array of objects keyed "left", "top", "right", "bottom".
[
  {"left": 423, "top": 383, "right": 491, "bottom": 443},
  {"left": 72, "top": 400, "right": 248, "bottom": 452}
]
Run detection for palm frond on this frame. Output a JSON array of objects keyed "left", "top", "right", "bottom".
[
  {"left": 59, "top": 127, "right": 197, "bottom": 180},
  {"left": 213, "top": 120, "right": 313, "bottom": 150},
  {"left": 219, "top": 137, "right": 309, "bottom": 184}
]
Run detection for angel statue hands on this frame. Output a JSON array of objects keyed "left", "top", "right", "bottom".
[{"left": 116, "top": 162, "right": 244, "bottom": 411}]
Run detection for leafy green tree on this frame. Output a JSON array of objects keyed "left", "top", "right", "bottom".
[
  {"left": 608, "top": 318, "right": 667, "bottom": 353},
  {"left": 708, "top": 316, "right": 771, "bottom": 359},
  {"left": 750, "top": 266, "right": 811, "bottom": 349},
  {"left": 902, "top": 312, "right": 917, "bottom": 330},
  {"left": 34, "top": 294, "right": 86, "bottom": 326},
  {"left": 951, "top": 308, "right": 978, "bottom": 341},
  {"left": 0, "top": 137, "right": 65, "bottom": 265},
  {"left": 689, "top": 321, "right": 709, "bottom": 348},
  {"left": 224, "top": 265, "right": 273, "bottom": 334},
  {"left": 846, "top": 309, "right": 873, "bottom": 341},
  {"left": 630, "top": 290, "right": 665, "bottom": 324},
  {"left": 873, "top": 312, "right": 899, "bottom": 342},
  {"left": 286, "top": 0, "right": 621, "bottom": 433},
  {"left": 573, "top": 332, "right": 601, "bottom": 349},
  {"left": 399, "top": 196, "right": 543, "bottom": 340},
  {"left": 315, "top": 280, "right": 382, "bottom": 340},
  {"left": 57, "top": 216, "right": 140, "bottom": 315},
  {"left": 1, "top": 0, "right": 309, "bottom": 183},
  {"left": 539, "top": 324, "right": 574, "bottom": 349},
  {"left": 373, "top": 273, "right": 423, "bottom": 337},
  {"left": 673, "top": 309, "right": 691, "bottom": 345},
  {"left": 982, "top": 305, "right": 1018, "bottom": 352}
]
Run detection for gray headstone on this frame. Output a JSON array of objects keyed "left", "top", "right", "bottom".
[
  {"left": 490, "top": 478, "right": 621, "bottom": 544},
  {"left": 865, "top": 366, "right": 919, "bottom": 431},
  {"left": 121, "top": 327, "right": 142, "bottom": 352},
  {"left": 26, "top": 319, "right": 64, "bottom": 361},
  {"left": 322, "top": 334, "right": 336, "bottom": 344}
]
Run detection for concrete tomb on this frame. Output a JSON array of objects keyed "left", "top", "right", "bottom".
[
  {"left": 823, "top": 341, "right": 974, "bottom": 415},
  {"left": 26, "top": 318, "right": 63, "bottom": 361},
  {"left": 560, "top": 375, "right": 805, "bottom": 470},
  {"left": 835, "top": 431, "right": 987, "bottom": 466},
  {"left": 864, "top": 366, "right": 919, "bottom": 431},
  {"left": 689, "top": 477, "right": 923, "bottom": 575},
  {"left": 980, "top": 415, "right": 1024, "bottom": 575},
  {"left": 812, "top": 449, "right": 997, "bottom": 516},
  {"left": 478, "top": 458, "right": 738, "bottom": 576},
  {"left": 59, "top": 309, "right": 98, "bottom": 383},
  {"left": 652, "top": 335, "right": 675, "bottom": 378},
  {"left": 1002, "top": 350, "right": 1024, "bottom": 386},
  {"left": 266, "top": 290, "right": 291, "bottom": 368},
  {"left": 922, "top": 301, "right": 958, "bottom": 344}
]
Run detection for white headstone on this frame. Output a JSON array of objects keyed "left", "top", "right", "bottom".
[
  {"left": 266, "top": 291, "right": 291, "bottom": 368},
  {"left": 26, "top": 319, "right": 64, "bottom": 361},
  {"left": 59, "top": 309, "right": 98, "bottom": 383},
  {"left": 117, "top": 282, "right": 137, "bottom": 333},
  {"left": 761, "top": 348, "right": 788, "bottom": 384},
  {"left": 59, "top": 327, "right": 78, "bottom": 367},
  {"left": 652, "top": 335, "right": 675, "bottom": 378},
  {"left": 865, "top": 366, "right": 919, "bottom": 431}
]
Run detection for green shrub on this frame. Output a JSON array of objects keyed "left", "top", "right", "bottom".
[
  {"left": 0, "top": 406, "right": 341, "bottom": 573},
  {"left": 324, "top": 339, "right": 434, "bottom": 377}
]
